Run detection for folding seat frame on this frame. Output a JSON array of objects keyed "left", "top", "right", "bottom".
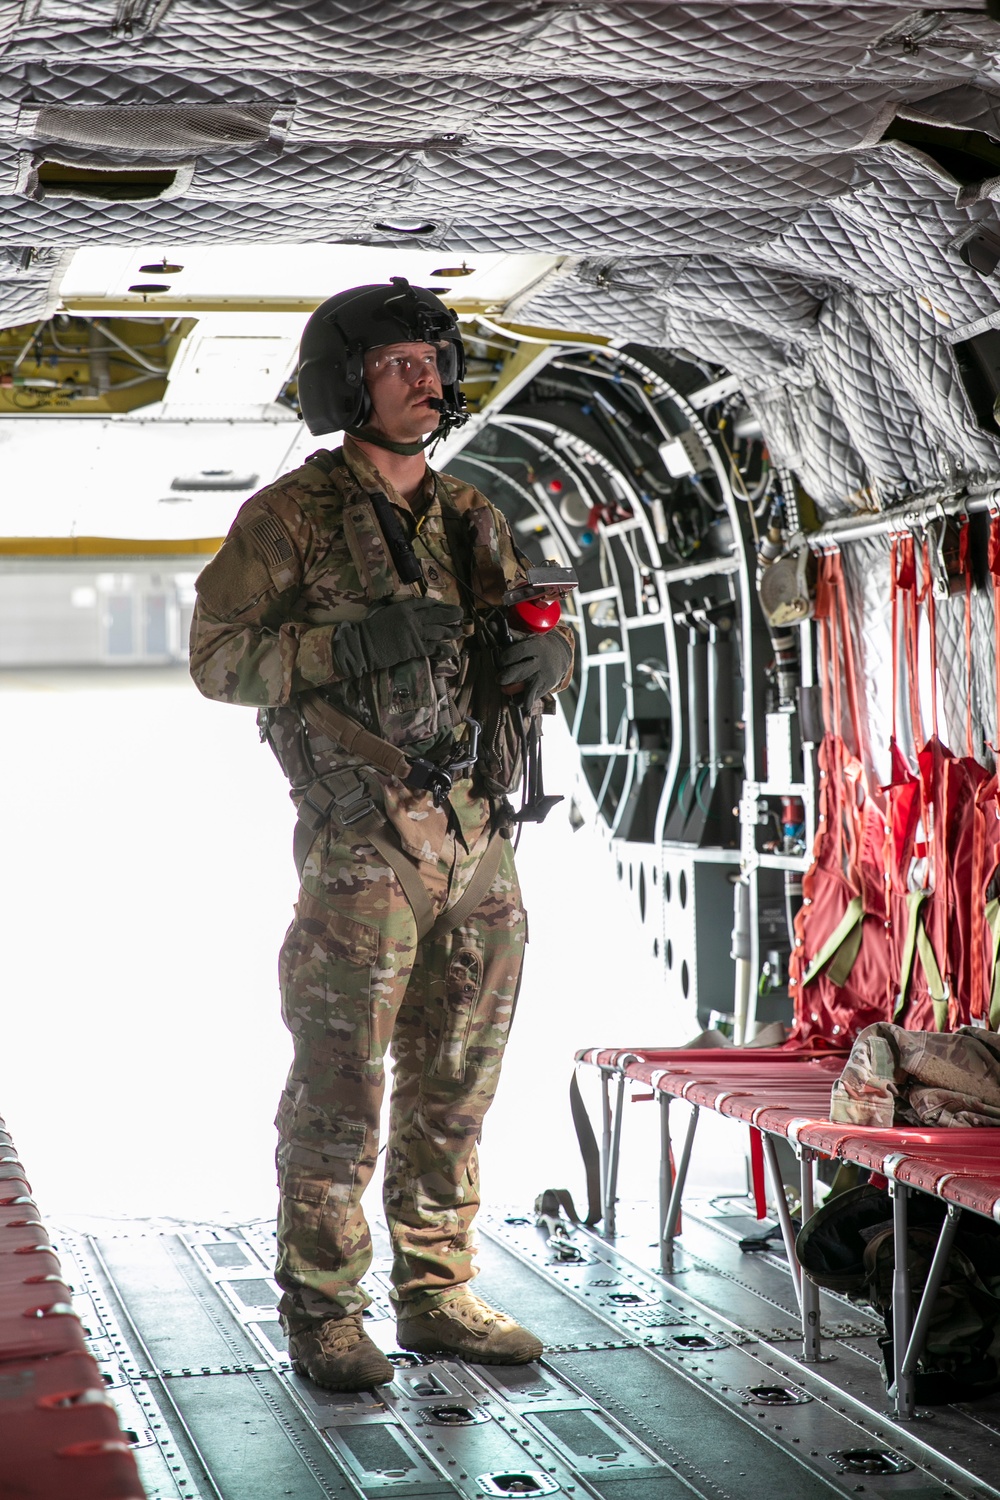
[{"left": 580, "top": 1050, "right": 993, "bottom": 1421}]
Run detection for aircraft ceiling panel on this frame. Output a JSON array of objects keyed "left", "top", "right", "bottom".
[
  {"left": 0, "top": 417, "right": 302, "bottom": 539},
  {"left": 4, "top": 1, "right": 997, "bottom": 77},
  {"left": 0, "top": 3, "right": 999, "bottom": 517}
]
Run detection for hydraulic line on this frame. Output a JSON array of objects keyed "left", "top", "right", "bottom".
[{"left": 92, "top": 317, "right": 167, "bottom": 373}]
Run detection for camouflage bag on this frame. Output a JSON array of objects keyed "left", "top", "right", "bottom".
[{"left": 797, "top": 1184, "right": 1000, "bottom": 1401}]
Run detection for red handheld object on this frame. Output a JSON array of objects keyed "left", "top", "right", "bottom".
[{"left": 508, "top": 597, "right": 562, "bottom": 634}]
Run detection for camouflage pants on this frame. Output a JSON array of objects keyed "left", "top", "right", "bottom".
[{"left": 274, "top": 812, "right": 526, "bottom": 1323}]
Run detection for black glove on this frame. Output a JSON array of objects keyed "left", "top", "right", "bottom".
[
  {"left": 332, "top": 598, "right": 464, "bottom": 678},
  {"left": 498, "top": 629, "right": 573, "bottom": 709}
]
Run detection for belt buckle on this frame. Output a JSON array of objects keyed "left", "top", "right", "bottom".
[{"left": 337, "top": 787, "right": 375, "bottom": 826}]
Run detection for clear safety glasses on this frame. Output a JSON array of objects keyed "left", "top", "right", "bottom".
[{"left": 366, "top": 340, "right": 459, "bottom": 385}]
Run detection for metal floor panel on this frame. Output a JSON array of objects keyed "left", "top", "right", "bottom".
[
  {"left": 483, "top": 1201, "right": 1000, "bottom": 1500},
  {"left": 47, "top": 1207, "right": 1000, "bottom": 1500}
]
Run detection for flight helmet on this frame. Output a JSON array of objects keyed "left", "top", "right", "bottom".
[{"left": 297, "top": 276, "right": 467, "bottom": 443}]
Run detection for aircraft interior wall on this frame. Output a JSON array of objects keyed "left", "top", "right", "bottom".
[{"left": 6, "top": 3, "right": 1000, "bottom": 1497}]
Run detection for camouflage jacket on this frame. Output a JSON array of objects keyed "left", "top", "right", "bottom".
[
  {"left": 190, "top": 438, "right": 572, "bottom": 863},
  {"left": 830, "top": 1021, "right": 1000, "bottom": 1127}
]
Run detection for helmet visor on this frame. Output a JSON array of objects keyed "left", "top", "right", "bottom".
[{"left": 366, "top": 339, "right": 460, "bottom": 386}]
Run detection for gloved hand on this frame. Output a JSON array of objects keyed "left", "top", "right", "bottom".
[
  {"left": 332, "top": 598, "right": 464, "bottom": 678},
  {"left": 498, "top": 629, "right": 573, "bottom": 709}
]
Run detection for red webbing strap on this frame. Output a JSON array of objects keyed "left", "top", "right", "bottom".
[
  {"left": 990, "top": 516, "right": 1000, "bottom": 771},
  {"left": 921, "top": 539, "right": 939, "bottom": 741},
  {"left": 890, "top": 535, "right": 900, "bottom": 747},
  {"left": 833, "top": 550, "right": 865, "bottom": 760},
  {"left": 895, "top": 536, "right": 923, "bottom": 749},
  {"left": 959, "top": 521, "right": 975, "bottom": 759},
  {"left": 749, "top": 1127, "right": 767, "bottom": 1220},
  {"left": 971, "top": 772, "right": 990, "bottom": 1025},
  {"left": 814, "top": 551, "right": 838, "bottom": 738}
]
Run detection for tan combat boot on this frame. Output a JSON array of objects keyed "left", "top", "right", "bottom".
[
  {"left": 396, "top": 1289, "right": 543, "bottom": 1364},
  {"left": 288, "top": 1311, "right": 394, "bottom": 1391}
]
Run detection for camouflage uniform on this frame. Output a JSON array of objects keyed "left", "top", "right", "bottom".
[
  {"left": 830, "top": 1021, "right": 1000, "bottom": 1128},
  {"left": 191, "top": 438, "right": 567, "bottom": 1323}
]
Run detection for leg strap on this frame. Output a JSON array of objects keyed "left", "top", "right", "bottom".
[
  {"left": 292, "top": 769, "right": 435, "bottom": 939},
  {"left": 293, "top": 769, "right": 506, "bottom": 944},
  {"left": 425, "top": 829, "right": 506, "bottom": 944}
]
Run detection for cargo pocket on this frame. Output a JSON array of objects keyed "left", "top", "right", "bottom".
[
  {"left": 280, "top": 903, "right": 380, "bottom": 1061},
  {"left": 277, "top": 1128, "right": 367, "bottom": 1275},
  {"left": 429, "top": 946, "right": 483, "bottom": 1081},
  {"left": 374, "top": 656, "right": 440, "bottom": 745}
]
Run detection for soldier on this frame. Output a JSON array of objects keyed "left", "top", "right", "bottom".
[{"left": 190, "top": 279, "right": 573, "bottom": 1391}]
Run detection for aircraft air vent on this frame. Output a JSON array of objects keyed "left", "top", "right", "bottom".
[
  {"left": 15, "top": 103, "right": 286, "bottom": 153},
  {"left": 170, "top": 472, "right": 259, "bottom": 493},
  {"left": 22, "top": 159, "right": 188, "bottom": 203}
]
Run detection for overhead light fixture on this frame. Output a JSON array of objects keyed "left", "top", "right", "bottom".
[
  {"left": 372, "top": 219, "right": 437, "bottom": 236},
  {"left": 431, "top": 262, "right": 475, "bottom": 277},
  {"left": 139, "top": 260, "right": 184, "bottom": 274},
  {"left": 170, "top": 471, "right": 259, "bottom": 492}
]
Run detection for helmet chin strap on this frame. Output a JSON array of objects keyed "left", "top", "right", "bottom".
[{"left": 346, "top": 423, "right": 441, "bottom": 456}]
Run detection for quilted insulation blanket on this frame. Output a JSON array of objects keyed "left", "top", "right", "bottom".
[{"left": 2, "top": 1, "right": 1000, "bottom": 525}]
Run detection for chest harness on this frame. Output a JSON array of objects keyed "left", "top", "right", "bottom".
[{"left": 271, "top": 469, "right": 515, "bottom": 942}]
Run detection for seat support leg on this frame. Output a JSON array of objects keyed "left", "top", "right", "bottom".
[
  {"left": 661, "top": 1103, "right": 699, "bottom": 1275},
  {"left": 658, "top": 1092, "right": 671, "bottom": 1275},
  {"left": 891, "top": 1182, "right": 915, "bottom": 1421},
  {"left": 798, "top": 1147, "right": 822, "bottom": 1362},
  {"left": 599, "top": 1068, "right": 612, "bottom": 1219},
  {"left": 893, "top": 1200, "right": 962, "bottom": 1419},
  {"left": 604, "top": 1069, "right": 627, "bottom": 1236},
  {"left": 761, "top": 1133, "right": 803, "bottom": 1318}
]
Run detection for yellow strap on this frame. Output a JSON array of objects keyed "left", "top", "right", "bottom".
[
  {"left": 894, "top": 889, "right": 927, "bottom": 1020},
  {"left": 803, "top": 895, "right": 864, "bottom": 988},
  {"left": 915, "top": 918, "right": 948, "bottom": 1003},
  {"left": 987, "top": 898, "right": 1000, "bottom": 1031},
  {"left": 895, "top": 888, "right": 949, "bottom": 1028}
]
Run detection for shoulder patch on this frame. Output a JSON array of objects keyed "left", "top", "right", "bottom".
[{"left": 246, "top": 512, "right": 294, "bottom": 569}]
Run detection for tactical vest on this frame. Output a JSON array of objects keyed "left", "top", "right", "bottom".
[{"left": 260, "top": 449, "right": 526, "bottom": 804}]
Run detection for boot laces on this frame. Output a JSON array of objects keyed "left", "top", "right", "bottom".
[
  {"left": 315, "top": 1312, "right": 366, "bottom": 1354},
  {"left": 443, "top": 1290, "right": 500, "bottom": 1330}
]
